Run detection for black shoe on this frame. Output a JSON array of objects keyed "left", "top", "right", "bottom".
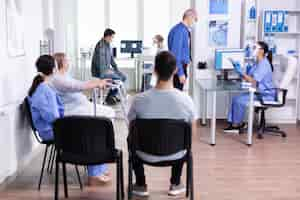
[
  {"left": 105, "top": 96, "right": 117, "bottom": 105},
  {"left": 113, "top": 96, "right": 121, "bottom": 102},
  {"left": 224, "top": 125, "right": 240, "bottom": 134},
  {"left": 132, "top": 184, "right": 149, "bottom": 197}
]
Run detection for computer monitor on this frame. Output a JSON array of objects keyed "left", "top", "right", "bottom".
[
  {"left": 215, "top": 48, "right": 245, "bottom": 70},
  {"left": 120, "top": 40, "right": 143, "bottom": 58}
]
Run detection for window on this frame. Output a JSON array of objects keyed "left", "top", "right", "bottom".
[
  {"left": 109, "top": 0, "right": 138, "bottom": 56},
  {"left": 78, "top": 0, "right": 105, "bottom": 50},
  {"left": 144, "top": 0, "right": 171, "bottom": 47}
]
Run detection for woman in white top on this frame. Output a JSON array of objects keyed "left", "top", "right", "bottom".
[{"left": 51, "top": 53, "right": 115, "bottom": 119}]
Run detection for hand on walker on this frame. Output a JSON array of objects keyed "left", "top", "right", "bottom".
[{"left": 98, "top": 79, "right": 112, "bottom": 89}]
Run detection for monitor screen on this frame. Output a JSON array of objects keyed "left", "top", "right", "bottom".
[
  {"left": 120, "top": 40, "right": 143, "bottom": 54},
  {"left": 215, "top": 49, "right": 245, "bottom": 70}
]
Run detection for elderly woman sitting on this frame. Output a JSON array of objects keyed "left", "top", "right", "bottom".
[{"left": 50, "top": 53, "right": 115, "bottom": 185}]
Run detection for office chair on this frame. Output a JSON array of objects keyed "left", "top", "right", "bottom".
[
  {"left": 127, "top": 119, "right": 194, "bottom": 200},
  {"left": 254, "top": 55, "right": 297, "bottom": 139},
  {"left": 53, "top": 116, "right": 124, "bottom": 200}
]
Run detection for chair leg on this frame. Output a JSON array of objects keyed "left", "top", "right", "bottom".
[
  {"left": 190, "top": 154, "right": 194, "bottom": 200},
  {"left": 75, "top": 165, "right": 83, "bottom": 191},
  {"left": 55, "top": 159, "right": 59, "bottom": 200},
  {"left": 120, "top": 152, "right": 125, "bottom": 199},
  {"left": 128, "top": 157, "right": 133, "bottom": 200},
  {"left": 49, "top": 148, "right": 56, "bottom": 174},
  {"left": 257, "top": 110, "right": 265, "bottom": 139},
  {"left": 47, "top": 145, "right": 54, "bottom": 173},
  {"left": 62, "top": 163, "right": 69, "bottom": 198},
  {"left": 186, "top": 158, "right": 190, "bottom": 198},
  {"left": 264, "top": 127, "right": 287, "bottom": 138},
  {"left": 38, "top": 145, "right": 49, "bottom": 190},
  {"left": 116, "top": 159, "right": 120, "bottom": 200}
]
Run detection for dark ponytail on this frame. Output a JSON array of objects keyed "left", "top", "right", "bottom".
[
  {"left": 29, "top": 75, "right": 44, "bottom": 96},
  {"left": 266, "top": 50, "right": 274, "bottom": 72},
  {"left": 257, "top": 41, "right": 274, "bottom": 72},
  {"left": 28, "top": 55, "right": 55, "bottom": 96}
]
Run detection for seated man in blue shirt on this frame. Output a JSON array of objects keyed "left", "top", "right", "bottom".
[
  {"left": 127, "top": 51, "right": 197, "bottom": 197},
  {"left": 168, "top": 9, "right": 198, "bottom": 90}
]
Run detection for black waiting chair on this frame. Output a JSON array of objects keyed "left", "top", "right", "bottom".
[
  {"left": 24, "top": 97, "right": 82, "bottom": 191},
  {"left": 255, "top": 88, "right": 288, "bottom": 139},
  {"left": 53, "top": 116, "right": 124, "bottom": 200},
  {"left": 127, "top": 119, "right": 194, "bottom": 200}
]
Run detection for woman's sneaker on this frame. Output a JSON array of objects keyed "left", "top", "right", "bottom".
[
  {"left": 223, "top": 125, "right": 240, "bottom": 134},
  {"left": 168, "top": 183, "right": 186, "bottom": 196},
  {"left": 132, "top": 184, "right": 149, "bottom": 197}
]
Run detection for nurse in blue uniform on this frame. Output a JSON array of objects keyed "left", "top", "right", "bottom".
[{"left": 224, "top": 41, "right": 276, "bottom": 133}]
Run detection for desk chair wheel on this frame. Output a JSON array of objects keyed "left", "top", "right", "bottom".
[
  {"left": 281, "top": 132, "right": 287, "bottom": 138},
  {"left": 210, "top": 144, "right": 216, "bottom": 146}
]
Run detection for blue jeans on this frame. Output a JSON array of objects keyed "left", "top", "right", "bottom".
[{"left": 100, "top": 70, "right": 126, "bottom": 96}]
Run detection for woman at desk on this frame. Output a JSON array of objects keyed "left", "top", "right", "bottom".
[{"left": 224, "top": 41, "right": 276, "bottom": 133}]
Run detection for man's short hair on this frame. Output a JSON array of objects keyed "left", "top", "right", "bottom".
[
  {"left": 154, "top": 51, "right": 177, "bottom": 81},
  {"left": 104, "top": 28, "right": 116, "bottom": 37}
]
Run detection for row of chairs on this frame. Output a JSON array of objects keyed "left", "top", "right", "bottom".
[{"left": 24, "top": 98, "right": 194, "bottom": 200}]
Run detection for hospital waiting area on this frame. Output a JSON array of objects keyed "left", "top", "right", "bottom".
[{"left": 1, "top": 0, "right": 300, "bottom": 200}]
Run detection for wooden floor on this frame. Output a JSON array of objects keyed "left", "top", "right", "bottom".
[{"left": 1, "top": 120, "right": 300, "bottom": 200}]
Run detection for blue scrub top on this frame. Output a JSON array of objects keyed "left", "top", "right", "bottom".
[
  {"left": 248, "top": 57, "right": 276, "bottom": 100},
  {"left": 28, "top": 82, "right": 64, "bottom": 141}
]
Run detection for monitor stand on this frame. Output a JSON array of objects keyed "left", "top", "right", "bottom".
[
  {"left": 223, "top": 70, "right": 229, "bottom": 81},
  {"left": 130, "top": 52, "right": 135, "bottom": 59}
]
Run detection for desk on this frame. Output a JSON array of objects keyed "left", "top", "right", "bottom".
[{"left": 197, "top": 79, "right": 255, "bottom": 146}]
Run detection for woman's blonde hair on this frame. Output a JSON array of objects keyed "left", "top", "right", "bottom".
[{"left": 53, "top": 52, "right": 66, "bottom": 70}]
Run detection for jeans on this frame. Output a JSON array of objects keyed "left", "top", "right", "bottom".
[
  {"left": 132, "top": 158, "right": 184, "bottom": 186},
  {"left": 100, "top": 70, "right": 126, "bottom": 97}
]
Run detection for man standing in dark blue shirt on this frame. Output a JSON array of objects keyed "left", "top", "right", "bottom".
[{"left": 168, "top": 9, "right": 198, "bottom": 90}]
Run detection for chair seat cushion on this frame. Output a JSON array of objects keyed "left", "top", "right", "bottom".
[
  {"left": 254, "top": 100, "right": 282, "bottom": 107},
  {"left": 59, "top": 150, "right": 120, "bottom": 165}
]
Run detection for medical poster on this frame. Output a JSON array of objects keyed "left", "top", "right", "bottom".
[
  {"left": 209, "top": 0, "right": 228, "bottom": 15},
  {"left": 209, "top": 20, "right": 228, "bottom": 47}
]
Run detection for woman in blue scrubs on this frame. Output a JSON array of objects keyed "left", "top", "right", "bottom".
[
  {"left": 28, "top": 55, "right": 111, "bottom": 186},
  {"left": 224, "top": 41, "right": 276, "bottom": 133}
]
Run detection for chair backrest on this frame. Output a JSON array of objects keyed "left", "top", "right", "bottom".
[
  {"left": 129, "top": 119, "right": 191, "bottom": 156},
  {"left": 279, "top": 55, "right": 297, "bottom": 90},
  {"left": 24, "top": 97, "right": 43, "bottom": 143},
  {"left": 53, "top": 116, "right": 116, "bottom": 162}
]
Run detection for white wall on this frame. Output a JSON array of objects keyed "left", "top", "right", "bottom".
[
  {"left": 0, "top": 0, "right": 43, "bottom": 183},
  {"left": 170, "top": 0, "right": 191, "bottom": 26}
]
